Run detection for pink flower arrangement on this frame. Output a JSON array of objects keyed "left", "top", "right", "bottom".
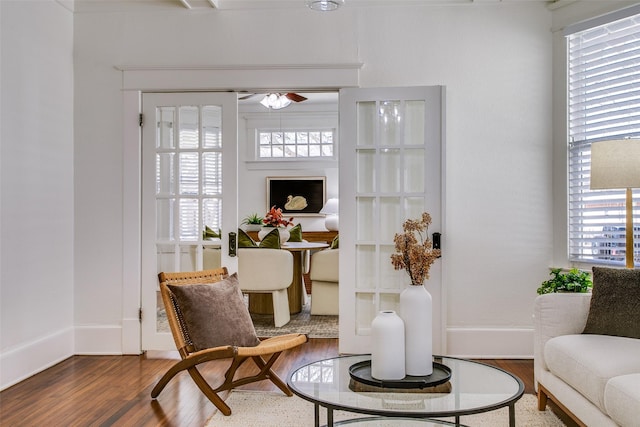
[
  {"left": 390, "top": 212, "right": 441, "bottom": 285},
  {"left": 262, "top": 206, "right": 294, "bottom": 228}
]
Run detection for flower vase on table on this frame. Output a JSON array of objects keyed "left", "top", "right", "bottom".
[
  {"left": 260, "top": 205, "right": 294, "bottom": 245},
  {"left": 400, "top": 284, "right": 433, "bottom": 376},
  {"left": 390, "top": 212, "right": 441, "bottom": 377}
]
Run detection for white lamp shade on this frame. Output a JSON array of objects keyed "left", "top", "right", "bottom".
[
  {"left": 320, "top": 198, "right": 339, "bottom": 231},
  {"left": 319, "top": 198, "right": 339, "bottom": 215},
  {"left": 590, "top": 139, "right": 640, "bottom": 189}
]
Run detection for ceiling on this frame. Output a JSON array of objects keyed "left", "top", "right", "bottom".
[{"left": 70, "top": 0, "right": 569, "bottom": 13}]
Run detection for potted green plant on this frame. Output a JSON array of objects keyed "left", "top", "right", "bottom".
[
  {"left": 536, "top": 268, "right": 593, "bottom": 295},
  {"left": 241, "top": 213, "right": 264, "bottom": 231}
]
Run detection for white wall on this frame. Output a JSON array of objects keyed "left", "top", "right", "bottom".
[
  {"left": 0, "top": 0, "right": 74, "bottom": 390},
  {"left": 73, "top": 2, "right": 554, "bottom": 357}
]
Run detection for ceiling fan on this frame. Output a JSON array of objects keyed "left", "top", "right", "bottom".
[{"left": 239, "top": 92, "right": 308, "bottom": 110}]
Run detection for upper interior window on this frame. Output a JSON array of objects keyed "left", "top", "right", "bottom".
[
  {"left": 258, "top": 129, "right": 335, "bottom": 159},
  {"left": 567, "top": 12, "right": 640, "bottom": 266}
]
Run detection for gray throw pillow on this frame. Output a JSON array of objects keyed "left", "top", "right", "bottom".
[
  {"left": 582, "top": 267, "right": 640, "bottom": 339},
  {"left": 167, "top": 273, "right": 260, "bottom": 351}
]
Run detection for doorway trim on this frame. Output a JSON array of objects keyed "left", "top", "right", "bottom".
[{"left": 120, "top": 63, "right": 362, "bottom": 354}]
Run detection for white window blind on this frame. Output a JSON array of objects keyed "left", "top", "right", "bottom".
[{"left": 568, "top": 13, "right": 640, "bottom": 265}]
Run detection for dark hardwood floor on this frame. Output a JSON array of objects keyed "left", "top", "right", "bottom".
[{"left": 0, "top": 339, "right": 574, "bottom": 426}]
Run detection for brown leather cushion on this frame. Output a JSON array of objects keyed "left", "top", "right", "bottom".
[
  {"left": 582, "top": 267, "right": 640, "bottom": 339},
  {"left": 167, "top": 273, "right": 260, "bottom": 351}
]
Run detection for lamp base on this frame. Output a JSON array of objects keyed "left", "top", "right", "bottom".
[{"left": 325, "top": 215, "right": 339, "bottom": 232}]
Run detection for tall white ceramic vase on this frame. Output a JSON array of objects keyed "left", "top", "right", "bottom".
[
  {"left": 399, "top": 284, "right": 433, "bottom": 376},
  {"left": 370, "top": 310, "right": 406, "bottom": 380}
]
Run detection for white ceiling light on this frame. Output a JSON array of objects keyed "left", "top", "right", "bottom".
[
  {"left": 306, "top": 0, "right": 344, "bottom": 12},
  {"left": 260, "top": 93, "right": 292, "bottom": 110}
]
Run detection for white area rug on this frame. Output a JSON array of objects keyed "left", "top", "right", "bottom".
[{"left": 205, "top": 391, "right": 562, "bottom": 427}]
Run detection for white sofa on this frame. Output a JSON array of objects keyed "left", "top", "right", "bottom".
[
  {"left": 309, "top": 248, "right": 338, "bottom": 315},
  {"left": 534, "top": 293, "right": 640, "bottom": 427}
]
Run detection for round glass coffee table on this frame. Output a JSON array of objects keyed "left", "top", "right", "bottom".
[{"left": 287, "top": 354, "right": 524, "bottom": 427}]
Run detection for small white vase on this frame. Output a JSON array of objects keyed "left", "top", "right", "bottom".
[
  {"left": 399, "top": 284, "right": 433, "bottom": 376},
  {"left": 258, "top": 227, "right": 290, "bottom": 245},
  {"left": 370, "top": 310, "right": 406, "bottom": 380}
]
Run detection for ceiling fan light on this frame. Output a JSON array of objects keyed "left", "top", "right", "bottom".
[
  {"left": 306, "top": 0, "right": 344, "bottom": 12},
  {"left": 260, "top": 93, "right": 292, "bottom": 110}
]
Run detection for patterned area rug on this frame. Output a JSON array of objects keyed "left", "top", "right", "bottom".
[
  {"left": 157, "top": 297, "right": 338, "bottom": 339},
  {"left": 205, "top": 392, "right": 563, "bottom": 427}
]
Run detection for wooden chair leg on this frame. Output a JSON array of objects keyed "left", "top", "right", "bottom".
[
  {"left": 251, "top": 353, "right": 292, "bottom": 396},
  {"left": 187, "top": 367, "right": 232, "bottom": 416}
]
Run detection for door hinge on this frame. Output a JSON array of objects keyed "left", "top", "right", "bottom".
[
  {"left": 139, "top": 113, "right": 144, "bottom": 127},
  {"left": 139, "top": 308, "right": 143, "bottom": 322}
]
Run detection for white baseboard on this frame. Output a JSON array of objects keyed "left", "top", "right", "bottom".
[
  {"left": 74, "top": 325, "right": 123, "bottom": 355},
  {"left": 121, "top": 317, "right": 142, "bottom": 355},
  {"left": 446, "top": 327, "right": 534, "bottom": 358},
  {"left": 0, "top": 327, "right": 74, "bottom": 391}
]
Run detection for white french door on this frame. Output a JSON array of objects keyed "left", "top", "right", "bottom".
[
  {"left": 338, "top": 86, "right": 445, "bottom": 355},
  {"left": 140, "top": 92, "right": 238, "bottom": 350}
]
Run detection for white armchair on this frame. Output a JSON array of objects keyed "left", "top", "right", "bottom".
[
  {"left": 237, "top": 248, "right": 294, "bottom": 327},
  {"left": 309, "top": 248, "right": 339, "bottom": 315}
]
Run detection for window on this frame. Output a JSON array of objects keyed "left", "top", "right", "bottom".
[
  {"left": 567, "top": 12, "right": 640, "bottom": 265},
  {"left": 155, "top": 105, "right": 222, "bottom": 242},
  {"left": 258, "top": 129, "right": 335, "bottom": 159}
]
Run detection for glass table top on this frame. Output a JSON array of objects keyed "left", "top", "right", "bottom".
[{"left": 287, "top": 355, "right": 524, "bottom": 418}]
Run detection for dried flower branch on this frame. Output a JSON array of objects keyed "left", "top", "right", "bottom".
[{"left": 390, "top": 212, "right": 441, "bottom": 285}]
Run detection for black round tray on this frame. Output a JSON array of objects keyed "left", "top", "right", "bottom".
[{"left": 349, "top": 360, "right": 452, "bottom": 389}]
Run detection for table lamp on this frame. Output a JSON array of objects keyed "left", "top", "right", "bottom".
[
  {"left": 590, "top": 139, "right": 640, "bottom": 268},
  {"left": 320, "top": 198, "right": 339, "bottom": 231}
]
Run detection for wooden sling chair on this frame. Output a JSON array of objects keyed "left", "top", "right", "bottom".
[{"left": 151, "top": 267, "right": 308, "bottom": 416}]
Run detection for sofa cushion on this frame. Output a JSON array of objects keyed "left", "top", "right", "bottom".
[
  {"left": 167, "top": 273, "right": 260, "bottom": 351},
  {"left": 544, "top": 334, "right": 640, "bottom": 412},
  {"left": 582, "top": 267, "right": 640, "bottom": 339},
  {"left": 604, "top": 373, "right": 640, "bottom": 427}
]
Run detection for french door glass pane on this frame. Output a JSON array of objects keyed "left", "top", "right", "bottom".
[
  {"left": 379, "top": 197, "right": 401, "bottom": 241},
  {"left": 357, "top": 102, "right": 376, "bottom": 147},
  {"left": 156, "top": 199, "right": 174, "bottom": 240},
  {"left": 356, "top": 197, "right": 375, "bottom": 240},
  {"left": 405, "top": 197, "right": 425, "bottom": 218},
  {"left": 156, "top": 153, "right": 174, "bottom": 195},
  {"left": 355, "top": 293, "right": 375, "bottom": 333},
  {"left": 379, "top": 100, "right": 402, "bottom": 146},
  {"left": 157, "top": 107, "right": 175, "bottom": 149},
  {"left": 380, "top": 293, "right": 400, "bottom": 310},
  {"left": 202, "top": 106, "right": 221, "bottom": 149},
  {"left": 203, "top": 198, "right": 222, "bottom": 231},
  {"left": 379, "top": 245, "right": 401, "bottom": 288},
  {"left": 356, "top": 150, "right": 376, "bottom": 193},
  {"left": 202, "top": 152, "right": 222, "bottom": 195},
  {"left": 179, "top": 153, "right": 199, "bottom": 195},
  {"left": 404, "top": 100, "right": 425, "bottom": 146},
  {"left": 356, "top": 245, "right": 376, "bottom": 289},
  {"left": 404, "top": 148, "right": 425, "bottom": 193},
  {"left": 379, "top": 149, "right": 401, "bottom": 193},
  {"left": 179, "top": 106, "right": 199, "bottom": 149},
  {"left": 179, "top": 198, "right": 199, "bottom": 240}
]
